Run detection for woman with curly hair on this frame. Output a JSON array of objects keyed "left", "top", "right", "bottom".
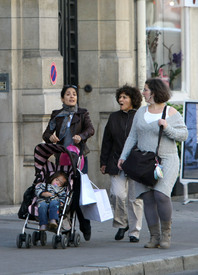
[{"left": 100, "top": 84, "right": 143, "bottom": 243}]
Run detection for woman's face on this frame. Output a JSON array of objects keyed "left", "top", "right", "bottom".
[
  {"left": 142, "top": 84, "right": 153, "bottom": 103},
  {"left": 118, "top": 93, "right": 132, "bottom": 112},
  {"left": 62, "top": 87, "right": 77, "bottom": 106}
]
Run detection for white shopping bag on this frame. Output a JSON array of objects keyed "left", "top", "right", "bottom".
[
  {"left": 79, "top": 173, "right": 97, "bottom": 205},
  {"left": 80, "top": 189, "right": 113, "bottom": 222}
]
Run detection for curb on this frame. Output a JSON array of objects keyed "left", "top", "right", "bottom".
[
  {"left": 26, "top": 249, "right": 198, "bottom": 275},
  {"left": 0, "top": 205, "right": 20, "bottom": 215}
]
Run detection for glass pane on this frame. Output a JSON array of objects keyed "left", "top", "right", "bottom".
[{"left": 146, "top": 0, "right": 181, "bottom": 91}]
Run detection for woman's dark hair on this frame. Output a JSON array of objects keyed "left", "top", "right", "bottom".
[
  {"left": 61, "top": 85, "right": 78, "bottom": 98},
  {"left": 116, "top": 84, "right": 142, "bottom": 109},
  {"left": 145, "top": 78, "right": 171, "bottom": 103},
  {"left": 48, "top": 171, "right": 68, "bottom": 187}
]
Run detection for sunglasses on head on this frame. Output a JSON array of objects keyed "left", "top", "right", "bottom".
[{"left": 64, "top": 85, "right": 78, "bottom": 90}]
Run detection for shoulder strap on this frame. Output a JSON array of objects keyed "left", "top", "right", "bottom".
[{"left": 156, "top": 105, "right": 167, "bottom": 155}]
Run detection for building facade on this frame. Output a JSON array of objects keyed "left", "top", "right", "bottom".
[{"left": 0, "top": 0, "right": 198, "bottom": 204}]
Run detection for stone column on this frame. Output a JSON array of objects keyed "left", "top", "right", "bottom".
[
  {"left": 0, "top": 0, "right": 63, "bottom": 204},
  {"left": 189, "top": 8, "right": 198, "bottom": 99},
  {"left": 137, "top": 0, "right": 146, "bottom": 90},
  {"left": 78, "top": 0, "right": 136, "bottom": 188}
]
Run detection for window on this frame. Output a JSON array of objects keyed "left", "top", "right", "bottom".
[{"left": 146, "top": 0, "right": 182, "bottom": 91}]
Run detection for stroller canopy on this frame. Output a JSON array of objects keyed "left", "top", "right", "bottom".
[{"left": 34, "top": 143, "right": 78, "bottom": 184}]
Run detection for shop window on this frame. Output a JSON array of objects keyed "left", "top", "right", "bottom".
[{"left": 146, "top": 0, "right": 182, "bottom": 91}]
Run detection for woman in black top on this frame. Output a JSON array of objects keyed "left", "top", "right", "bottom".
[{"left": 100, "top": 85, "right": 143, "bottom": 242}]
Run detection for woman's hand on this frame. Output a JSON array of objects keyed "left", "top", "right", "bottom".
[
  {"left": 49, "top": 133, "right": 60, "bottom": 143},
  {"left": 117, "top": 159, "right": 124, "bottom": 170},
  {"left": 72, "top": 135, "right": 82, "bottom": 144},
  {"left": 158, "top": 106, "right": 177, "bottom": 129},
  {"left": 100, "top": 165, "right": 106, "bottom": 174},
  {"left": 158, "top": 119, "right": 168, "bottom": 129}
]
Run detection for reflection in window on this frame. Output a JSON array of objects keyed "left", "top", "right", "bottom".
[{"left": 146, "top": 0, "right": 181, "bottom": 91}]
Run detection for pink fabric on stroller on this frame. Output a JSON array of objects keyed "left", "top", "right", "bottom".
[
  {"left": 28, "top": 197, "right": 39, "bottom": 217},
  {"left": 59, "top": 145, "right": 84, "bottom": 171}
]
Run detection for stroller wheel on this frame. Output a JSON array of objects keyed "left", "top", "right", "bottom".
[
  {"left": 40, "top": 231, "right": 47, "bottom": 246},
  {"left": 52, "top": 235, "right": 59, "bottom": 249},
  {"left": 61, "top": 234, "right": 68, "bottom": 249},
  {"left": 25, "top": 234, "right": 31, "bottom": 248},
  {"left": 32, "top": 231, "right": 40, "bottom": 246},
  {"left": 73, "top": 232, "right": 80, "bottom": 247},
  {"left": 16, "top": 234, "right": 23, "bottom": 248}
]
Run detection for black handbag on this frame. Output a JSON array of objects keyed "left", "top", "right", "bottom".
[
  {"left": 122, "top": 106, "right": 167, "bottom": 187},
  {"left": 18, "top": 184, "right": 36, "bottom": 220}
]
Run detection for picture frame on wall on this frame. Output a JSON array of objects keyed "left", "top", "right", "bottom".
[{"left": 180, "top": 101, "right": 198, "bottom": 204}]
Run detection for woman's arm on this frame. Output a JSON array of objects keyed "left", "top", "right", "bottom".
[
  {"left": 78, "top": 110, "right": 95, "bottom": 141},
  {"left": 161, "top": 110, "right": 188, "bottom": 142},
  {"left": 42, "top": 110, "right": 58, "bottom": 143},
  {"left": 119, "top": 112, "right": 138, "bottom": 161},
  {"left": 100, "top": 115, "right": 113, "bottom": 173}
]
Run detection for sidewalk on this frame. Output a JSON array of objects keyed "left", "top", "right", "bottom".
[
  {"left": 0, "top": 204, "right": 20, "bottom": 215},
  {"left": 1, "top": 197, "right": 198, "bottom": 275}
]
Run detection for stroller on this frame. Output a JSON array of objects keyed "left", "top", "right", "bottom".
[{"left": 16, "top": 143, "right": 83, "bottom": 249}]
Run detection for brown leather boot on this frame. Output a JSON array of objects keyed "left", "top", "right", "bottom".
[
  {"left": 144, "top": 224, "right": 160, "bottom": 248},
  {"left": 160, "top": 221, "right": 171, "bottom": 249}
]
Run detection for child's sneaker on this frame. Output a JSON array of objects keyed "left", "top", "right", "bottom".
[{"left": 49, "top": 219, "right": 58, "bottom": 231}]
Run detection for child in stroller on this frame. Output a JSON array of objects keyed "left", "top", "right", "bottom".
[
  {"left": 17, "top": 143, "right": 82, "bottom": 249},
  {"left": 35, "top": 171, "right": 68, "bottom": 231}
]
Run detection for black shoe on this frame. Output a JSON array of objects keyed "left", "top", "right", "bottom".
[
  {"left": 115, "top": 226, "right": 129, "bottom": 240},
  {"left": 83, "top": 231, "right": 91, "bottom": 241},
  {"left": 129, "top": 236, "right": 139, "bottom": 243}
]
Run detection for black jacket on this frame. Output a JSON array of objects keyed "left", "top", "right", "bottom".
[
  {"left": 100, "top": 109, "right": 136, "bottom": 175},
  {"left": 42, "top": 107, "right": 95, "bottom": 156}
]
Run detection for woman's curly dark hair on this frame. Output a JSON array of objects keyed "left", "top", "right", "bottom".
[
  {"left": 145, "top": 78, "right": 171, "bottom": 103},
  {"left": 116, "top": 84, "right": 142, "bottom": 109}
]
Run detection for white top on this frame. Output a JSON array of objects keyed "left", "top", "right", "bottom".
[
  {"left": 67, "top": 114, "right": 73, "bottom": 127},
  {"left": 144, "top": 106, "right": 170, "bottom": 124}
]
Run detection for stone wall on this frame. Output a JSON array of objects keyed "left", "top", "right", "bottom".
[
  {"left": 0, "top": 0, "right": 63, "bottom": 204},
  {"left": 78, "top": 0, "right": 136, "bottom": 189},
  {"left": 0, "top": 0, "right": 197, "bottom": 204}
]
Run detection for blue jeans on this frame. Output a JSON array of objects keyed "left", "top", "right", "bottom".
[{"left": 38, "top": 200, "right": 60, "bottom": 226}]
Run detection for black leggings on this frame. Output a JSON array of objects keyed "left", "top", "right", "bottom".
[{"left": 141, "top": 190, "right": 172, "bottom": 227}]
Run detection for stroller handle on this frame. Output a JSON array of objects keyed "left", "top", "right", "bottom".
[{"left": 79, "top": 142, "right": 85, "bottom": 157}]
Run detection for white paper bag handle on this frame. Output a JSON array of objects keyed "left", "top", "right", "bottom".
[{"left": 77, "top": 169, "right": 99, "bottom": 189}]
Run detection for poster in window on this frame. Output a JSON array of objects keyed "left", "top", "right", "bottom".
[{"left": 180, "top": 101, "right": 198, "bottom": 182}]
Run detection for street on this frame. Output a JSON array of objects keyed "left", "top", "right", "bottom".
[{"left": 1, "top": 199, "right": 198, "bottom": 275}]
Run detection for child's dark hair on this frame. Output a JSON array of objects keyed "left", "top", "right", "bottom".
[{"left": 48, "top": 171, "right": 68, "bottom": 187}]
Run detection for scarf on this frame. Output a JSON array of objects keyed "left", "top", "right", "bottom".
[{"left": 49, "top": 104, "right": 78, "bottom": 146}]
